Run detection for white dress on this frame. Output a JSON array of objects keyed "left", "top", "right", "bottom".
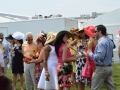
[{"left": 37, "top": 45, "right": 58, "bottom": 89}]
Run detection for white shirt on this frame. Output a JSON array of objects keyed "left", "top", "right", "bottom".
[{"left": 0, "top": 49, "right": 5, "bottom": 67}]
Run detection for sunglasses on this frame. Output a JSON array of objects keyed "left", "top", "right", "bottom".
[
  {"left": 94, "top": 30, "right": 99, "bottom": 33},
  {"left": 0, "top": 38, "right": 3, "bottom": 39},
  {"left": 26, "top": 39, "right": 33, "bottom": 41}
]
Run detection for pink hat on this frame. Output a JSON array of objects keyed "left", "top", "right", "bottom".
[{"left": 84, "top": 26, "right": 95, "bottom": 37}]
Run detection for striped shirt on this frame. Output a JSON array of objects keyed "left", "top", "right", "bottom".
[{"left": 89, "top": 36, "right": 114, "bottom": 66}]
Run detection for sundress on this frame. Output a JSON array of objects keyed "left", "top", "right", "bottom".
[
  {"left": 86, "top": 45, "right": 96, "bottom": 82},
  {"left": 37, "top": 45, "right": 58, "bottom": 89},
  {"left": 57, "top": 44, "right": 74, "bottom": 87},
  {"left": 76, "top": 39, "right": 90, "bottom": 85}
]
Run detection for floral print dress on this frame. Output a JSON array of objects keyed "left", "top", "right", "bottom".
[
  {"left": 76, "top": 39, "right": 90, "bottom": 85},
  {"left": 57, "top": 44, "right": 74, "bottom": 87},
  {"left": 35, "top": 51, "right": 43, "bottom": 85}
]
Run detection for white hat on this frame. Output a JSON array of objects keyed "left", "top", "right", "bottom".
[{"left": 12, "top": 32, "right": 24, "bottom": 40}]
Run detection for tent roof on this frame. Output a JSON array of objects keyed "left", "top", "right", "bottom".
[
  {"left": 82, "top": 8, "right": 120, "bottom": 26},
  {"left": 0, "top": 12, "right": 29, "bottom": 23}
]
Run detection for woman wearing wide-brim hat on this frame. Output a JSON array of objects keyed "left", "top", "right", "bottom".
[
  {"left": 83, "top": 26, "right": 97, "bottom": 84},
  {"left": 11, "top": 32, "right": 24, "bottom": 90},
  {"left": 32, "top": 32, "right": 58, "bottom": 90},
  {"left": 69, "top": 28, "right": 80, "bottom": 90},
  {"left": 70, "top": 26, "right": 91, "bottom": 90},
  {"left": 54, "top": 30, "right": 80, "bottom": 90}
]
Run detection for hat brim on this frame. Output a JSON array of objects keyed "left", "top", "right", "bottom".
[
  {"left": 44, "top": 38, "right": 55, "bottom": 45},
  {"left": 54, "top": 30, "right": 73, "bottom": 44},
  {"left": 5, "top": 35, "right": 13, "bottom": 42},
  {"left": 84, "top": 28, "right": 95, "bottom": 37},
  {"left": 78, "top": 27, "right": 84, "bottom": 32}
]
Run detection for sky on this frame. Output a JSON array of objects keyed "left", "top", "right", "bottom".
[{"left": 0, "top": 0, "right": 120, "bottom": 17}]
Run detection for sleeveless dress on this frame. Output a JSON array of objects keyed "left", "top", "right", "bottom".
[
  {"left": 57, "top": 43, "right": 73, "bottom": 87},
  {"left": 12, "top": 45, "right": 24, "bottom": 74},
  {"left": 37, "top": 45, "right": 58, "bottom": 89},
  {"left": 76, "top": 39, "right": 90, "bottom": 85},
  {"left": 86, "top": 46, "right": 96, "bottom": 81}
]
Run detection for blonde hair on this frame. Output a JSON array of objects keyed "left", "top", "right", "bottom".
[{"left": 87, "top": 37, "right": 97, "bottom": 50}]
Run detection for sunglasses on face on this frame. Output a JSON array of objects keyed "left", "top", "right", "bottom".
[
  {"left": 26, "top": 39, "right": 33, "bottom": 41},
  {"left": 94, "top": 30, "right": 99, "bottom": 33}
]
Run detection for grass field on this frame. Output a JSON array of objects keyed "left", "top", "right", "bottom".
[{"left": 7, "top": 64, "right": 120, "bottom": 90}]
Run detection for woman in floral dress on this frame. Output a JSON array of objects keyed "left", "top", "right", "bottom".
[
  {"left": 75, "top": 27, "right": 90, "bottom": 90},
  {"left": 54, "top": 30, "right": 80, "bottom": 90}
]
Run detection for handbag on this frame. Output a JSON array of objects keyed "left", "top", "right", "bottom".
[{"left": 82, "top": 65, "right": 92, "bottom": 78}]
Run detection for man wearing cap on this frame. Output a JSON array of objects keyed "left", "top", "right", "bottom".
[
  {"left": 22, "top": 32, "right": 38, "bottom": 90},
  {"left": 85, "top": 25, "right": 116, "bottom": 90},
  {"left": 0, "top": 33, "right": 10, "bottom": 75}
]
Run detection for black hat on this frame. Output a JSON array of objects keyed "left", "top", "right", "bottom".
[
  {"left": 5, "top": 34, "right": 14, "bottom": 42},
  {"left": 54, "top": 30, "right": 73, "bottom": 44}
]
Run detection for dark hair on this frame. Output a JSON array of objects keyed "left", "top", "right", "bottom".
[
  {"left": 54, "top": 34, "right": 65, "bottom": 56},
  {"left": 42, "top": 33, "right": 47, "bottom": 39},
  {"left": 17, "top": 39, "right": 23, "bottom": 44},
  {"left": 79, "top": 29, "right": 89, "bottom": 39},
  {"left": 95, "top": 25, "right": 106, "bottom": 35}
]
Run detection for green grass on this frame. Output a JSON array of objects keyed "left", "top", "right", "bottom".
[{"left": 7, "top": 64, "right": 120, "bottom": 90}]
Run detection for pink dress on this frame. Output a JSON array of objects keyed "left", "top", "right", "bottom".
[
  {"left": 57, "top": 43, "right": 73, "bottom": 87},
  {"left": 86, "top": 46, "right": 96, "bottom": 81}
]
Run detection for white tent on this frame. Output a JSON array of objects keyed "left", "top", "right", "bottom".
[
  {"left": 81, "top": 8, "right": 120, "bottom": 63},
  {"left": 0, "top": 12, "right": 29, "bottom": 23},
  {"left": 82, "top": 8, "right": 120, "bottom": 26}
]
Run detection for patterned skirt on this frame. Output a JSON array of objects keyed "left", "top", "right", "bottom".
[
  {"left": 57, "top": 63, "right": 74, "bottom": 87},
  {"left": 76, "top": 58, "right": 90, "bottom": 85},
  {"left": 35, "top": 63, "right": 43, "bottom": 85}
]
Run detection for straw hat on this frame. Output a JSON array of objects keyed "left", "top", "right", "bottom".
[
  {"left": 34, "top": 30, "right": 46, "bottom": 41},
  {"left": 78, "top": 26, "right": 84, "bottom": 32},
  {"left": 44, "top": 32, "right": 56, "bottom": 45},
  {"left": 12, "top": 32, "right": 24, "bottom": 40},
  {"left": 54, "top": 30, "right": 73, "bottom": 44},
  {"left": 70, "top": 28, "right": 80, "bottom": 36},
  {"left": 84, "top": 26, "right": 95, "bottom": 37}
]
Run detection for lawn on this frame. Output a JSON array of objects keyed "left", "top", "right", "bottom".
[{"left": 7, "top": 64, "right": 120, "bottom": 90}]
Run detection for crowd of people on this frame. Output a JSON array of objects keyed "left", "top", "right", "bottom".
[{"left": 0, "top": 24, "right": 116, "bottom": 90}]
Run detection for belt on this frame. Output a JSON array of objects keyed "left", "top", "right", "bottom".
[{"left": 96, "top": 64, "right": 111, "bottom": 66}]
